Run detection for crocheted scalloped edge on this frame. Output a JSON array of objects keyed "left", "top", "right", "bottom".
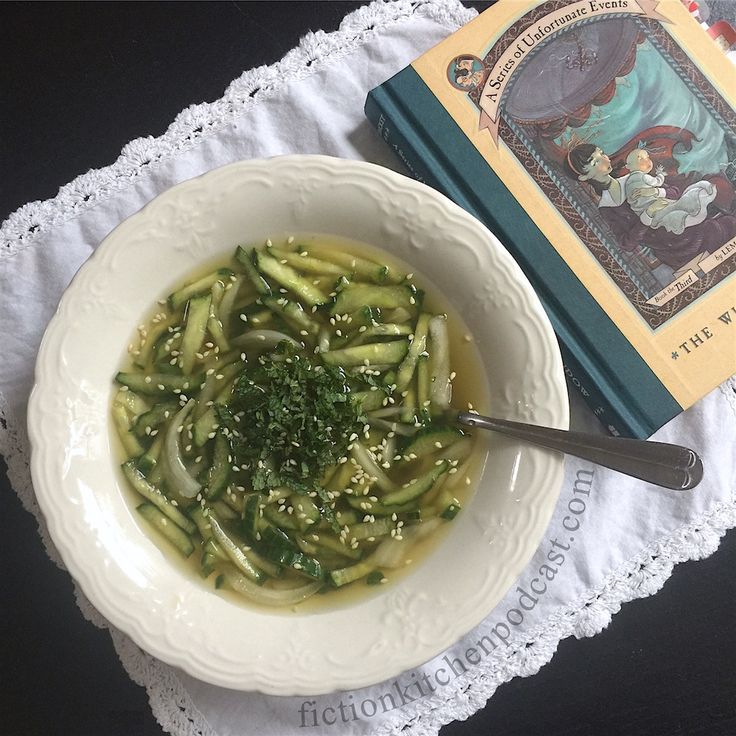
[
  {"left": 4, "top": 381, "right": 731, "bottom": 736},
  {"left": 0, "top": 0, "right": 475, "bottom": 261},
  {"left": 2, "top": 0, "right": 734, "bottom": 731}
]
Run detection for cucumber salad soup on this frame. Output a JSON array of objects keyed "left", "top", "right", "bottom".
[{"left": 112, "top": 236, "right": 489, "bottom": 610}]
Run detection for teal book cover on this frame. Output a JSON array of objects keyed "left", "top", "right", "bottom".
[{"left": 365, "top": 0, "right": 736, "bottom": 438}]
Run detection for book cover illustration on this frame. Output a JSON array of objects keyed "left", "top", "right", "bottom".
[
  {"left": 447, "top": 5, "right": 736, "bottom": 329},
  {"left": 368, "top": 0, "right": 736, "bottom": 436}
]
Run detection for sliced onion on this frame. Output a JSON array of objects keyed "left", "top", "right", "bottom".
[
  {"left": 351, "top": 441, "right": 395, "bottom": 491},
  {"left": 230, "top": 329, "right": 301, "bottom": 352},
  {"left": 164, "top": 398, "right": 201, "bottom": 499},
  {"left": 219, "top": 565, "right": 322, "bottom": 607},
  {"left": 372, "top": 518, "right": 444, "bottom": 568}
]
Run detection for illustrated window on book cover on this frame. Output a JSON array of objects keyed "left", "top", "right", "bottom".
[{"left": 454, "top": 10, "right": 736, "bottom": 329}]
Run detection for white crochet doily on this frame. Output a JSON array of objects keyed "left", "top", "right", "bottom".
[{"left": 2, "top": 1, "right": 735, "bottom": 734}]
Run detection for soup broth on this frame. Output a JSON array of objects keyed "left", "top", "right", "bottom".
[{"left": 112, "top": 234, "right": 490, "bottom": 612}]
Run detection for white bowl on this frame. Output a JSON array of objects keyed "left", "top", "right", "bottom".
[{"left": 28, "top": 155, "right": 568, "bottom": 694}]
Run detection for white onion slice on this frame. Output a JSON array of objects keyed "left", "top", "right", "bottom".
[
  {"left": 219, "top": 565, "right": 322, "bottom": 607},
  {"left": 164, "top": 398, "right": 201, "bottom": 499},
  {"left": 372, "top": 518, "right": 443, "bottom": 568}
]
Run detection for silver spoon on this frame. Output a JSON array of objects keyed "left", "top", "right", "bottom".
[{"left": 453, "top": 411, "right": 703, "bottom": 490}]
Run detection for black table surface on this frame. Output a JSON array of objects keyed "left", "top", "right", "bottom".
[{"left": 2, "top": 2, "right": 735, "bottom": 735}]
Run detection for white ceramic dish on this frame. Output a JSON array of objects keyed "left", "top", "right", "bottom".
[{"left": 28, "top": 155, "right": 568, "bottom": 694}]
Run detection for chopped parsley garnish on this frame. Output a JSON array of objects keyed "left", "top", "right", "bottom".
[{"left": 218, "top": 344, "right": 364, "bottom": 494}]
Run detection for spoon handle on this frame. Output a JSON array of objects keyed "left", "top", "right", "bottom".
[{"left": 455, "top": 412, "right": 703, "bottom": 490}]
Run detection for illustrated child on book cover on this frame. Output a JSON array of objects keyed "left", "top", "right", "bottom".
[
  {"left": 623, "top": 145, "right": 716, "bottom": 234},
  {"left": 447, "top": 10, "right": 736, "bottom": 326}
]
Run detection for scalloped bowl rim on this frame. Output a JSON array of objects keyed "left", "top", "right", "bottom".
[{"left": 28, "top": 155, "right": 568, "bottom": 694}]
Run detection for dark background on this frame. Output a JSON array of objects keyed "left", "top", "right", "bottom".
[{"left": 1, "top": 2, "right": 735, "bottom": 735}]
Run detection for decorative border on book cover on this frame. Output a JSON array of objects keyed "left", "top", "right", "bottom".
[{"left": 452, "top": 1, "right": 736, "bottom": 330}]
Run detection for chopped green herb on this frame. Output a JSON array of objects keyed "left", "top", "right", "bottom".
[{"left": 220, "top": 344, "right": 365, "bottom": 495}]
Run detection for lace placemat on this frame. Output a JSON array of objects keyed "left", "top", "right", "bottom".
[{"left": 1, "top": 1, "right": 734, "bottom": 734}]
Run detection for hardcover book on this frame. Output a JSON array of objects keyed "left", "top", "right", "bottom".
[{"left": 365, "top": 0, "right": 736, "bottom": 438}]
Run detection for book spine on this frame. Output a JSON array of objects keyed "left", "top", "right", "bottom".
[
  {"left": 365, "top": 72, "right": 670, "bottom": 438},
  {"left": 557, "top": 344, "right": 628, "bottom": 437},
  {"left": 364, "top": 89, "right": 445, "bottom": 197}
]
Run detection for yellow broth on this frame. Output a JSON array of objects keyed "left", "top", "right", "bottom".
[{"left": 112, "top": 234, "right": 491, "bottom": 613}]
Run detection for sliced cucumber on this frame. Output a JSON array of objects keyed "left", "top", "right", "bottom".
[
  {"left": 204, "top": 433, "right": 230, "bottom": 500},
  {"left": 331, "top": 284, "right": 416, "bottom": 315},
  {"left": 193, "top": 360, "right": 242, "bottom": 419},
  {"left": 257, "top": 525, "right": 325, "bottom": 580},
  {"left": 261, "top": 296, "right": 320, "bottom": 336},
  {"left": 113, "top": 386, "right": 149, "bottom": 417},
  {"left": 200, "top": 549, "right": 218, "bottom": 578},
  {"left": 137, "top": 433, "right": 164, "bottom": 476},
  {"left": 179, "top": 293, "right": 211, "bottom": 374},
  {"left": 263, "top": 503, "right": 301, "bottom": 531},
  {"left": 428, "top": 315, "right": 451, "bottom": 411},
  {"left": 207, "top": 281, "right": 230, "bottom": 352},
  {"left": 380, "top": 461, "right": 450, "bottom": 506},
  {"left": 328, "top": 557, "right": 378, "bottom": 588},
  {"left": 304, "top": 531, "right": 362, "bottom": 560},
  {"left": 137, "top": 502, "right": 195, "bottom": 557},
  {"left": 167, "top": 268, "right": 233, "bottom": 311},
  {"left": 115, "top": 372, "right": 202, "bottom": 396},
  {"left": 122, "top": 461, "right": 197, "bottom": 534},
  {"left": 254, "top": 250, "right": 328, "bottom": 306},
  {"left": 268, "top": 248, "right": 347, "bottom": 276},
  {"left": 395, "top": 313, "right": 431, "bottom": 392},
  {"left": 242, "top": 492, "right": 265, "bottom": 541},
  {"left": 345, "top": 494, "right": 418, "bottom": 516},
  {"left": 351, "top": 390, "right": 387, "bottom": 412},
  {"left": 235, "top": 246, "right": 272, "bottom": 295},
  {"left": 348, "top": 305, "right": 382, "bottom": 327},
  {"left": 346, "top": 323, "right": 412, "bottom": 348},
  {"left": 133, "top": 402, "right": 178, "bottom": 439},
  {"left": 111, "top": 402, "right": 145, "bottom": 458},
  {"left": 304, "top": 246, "right": 404, "bottom": 284},
  {"left": 192, "top": 405, "right": 218, "bottom": 447},
  {"left": 349, "top": 517, "right": 394, "bottom": 540},
  {"left": 322, "top": 340, "right": 409, "bottom": 368},
  {"left": 134, "top": 313, "right": 179, "bottom": 369},
  {"left": 403, "top": 427, "right": 464, "bottom": 459},
  {"left": 290, "top": 494, "right": 321, "bottom": 531},
  {"left": 207, "top": 511, "right": 266, "bottom": 584},
  {"left": 416, "top": 354, "right": 430, "bottom": 421}
]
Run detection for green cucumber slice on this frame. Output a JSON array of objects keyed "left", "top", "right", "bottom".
[{"left": 137, "top": 503, "right": 195, "bottom": 557}]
